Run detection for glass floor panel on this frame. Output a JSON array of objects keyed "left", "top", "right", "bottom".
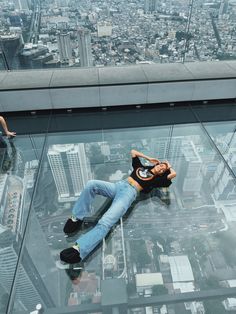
[{"left": 1, "top": 103, "right": 236, "bottom": 314}]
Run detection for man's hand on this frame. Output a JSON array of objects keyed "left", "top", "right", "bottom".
[{"left": 6, "top": 131, "right": 16, "bottom": 138}]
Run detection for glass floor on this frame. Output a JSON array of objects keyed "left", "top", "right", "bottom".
[{"left": 1, "top": 102, "right": 236, "bottom": 314}]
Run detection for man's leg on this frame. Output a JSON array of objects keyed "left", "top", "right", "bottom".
[
  {"left": 61, "top": 181, "right": 137, "bottom": 263},
  {"left": 64, "top": 180, "right": 116, "bottom": 235}
]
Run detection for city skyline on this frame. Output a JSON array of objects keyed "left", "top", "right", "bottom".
[{"left": 0, "top": 0, "right": 235, "bottom": 69}]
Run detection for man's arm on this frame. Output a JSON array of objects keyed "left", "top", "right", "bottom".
[
  {"left": 131, "top": 149, "right": 160, "bottom": 164},
  {"left": 0, "top": 116, "right": 16, "bottom": 137}
]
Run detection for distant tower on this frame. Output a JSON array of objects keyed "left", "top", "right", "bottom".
[
  {"left": 0, "top": 34, "right": 21, "bottom": 69},
  {"left": 0, "top": 217, "right": 62, "bottom": 311},
  {"left": 57, "top": 32, "right": 72, "bottom": 63},
  {"left": 77, "top": 28, "right": 93, "bottom": 67},
  {"left": 0, "top": 173, "right": 63, "bottom": 311},
  {"left": 219, "top": 0, "right": 229, "bottom": 17},
  {"left": 47, "top": 143, "right": 92, "bottom": 202},
  {"left": 144, "top": 0, "right": 158, "bottom": 13},
  {"left": 14, "top": 0, "right": 29, "bottom": 11}
]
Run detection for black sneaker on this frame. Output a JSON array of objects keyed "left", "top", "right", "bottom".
[
  {"left": 60, "top": 246, "right": 81, "bottom": 264},
  {"left": 63, "top": 216, "right": 83, "bottom": 235}
]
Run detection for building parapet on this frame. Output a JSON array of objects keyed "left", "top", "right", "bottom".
[{"left": 0, "top": 61, "right": 235, "bottom": 112}]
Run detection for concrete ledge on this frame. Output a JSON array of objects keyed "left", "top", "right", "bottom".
[{"left": 0, "top": 61, "right": 235, "bottom": 112}]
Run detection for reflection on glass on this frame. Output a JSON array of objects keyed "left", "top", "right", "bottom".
[
  {"left": 204, "top": 121, "right": 236, "bottom": 174},
  {"left": 133, "top": 299, "right": 232, "bottom": 314},
  {"left": 2, "top": 120, "right": 235, "bottom": 314},
  {"left": 0, "top": 135, "right": 44, "bottom": 313}
]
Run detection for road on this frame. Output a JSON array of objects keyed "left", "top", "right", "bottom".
[{"left": 28, "top": 0, "right": 41, "bottom": 43}]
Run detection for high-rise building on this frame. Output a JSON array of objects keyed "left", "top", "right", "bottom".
[
  {"left": 219, "top": 0, "right": 229, "bottom": 17},
  {"left": 181, "top": 140, "right": 203, "bottom": 195},
  {"left": 77, "top": 28, "right": 93, "bottom": 67},
  {"left": 0, "top": 215, "right": 62, "bottom": 311},
  {"left": 14, "top": 0, "right": 29, "bottom": 11},
  {"left": 0, "top": 173, "right": 63, "bottom": 311},
  {"left": 57, "top": 32, "right": 72, "bottom": 63},
  {"left": 0, "top": 34, "right": 22, "bottom": 69},
  {"left": 144, "top": 0, "right": 158, "bottom": 14},
  {"left": 97, "top": 22, "right": 112, "bottom": 37},
  {"left": 47, "top": 143, "right": 92, "bottom": 202},
  {"left": 19, "top": 43, "right": 54, "bottom": 69},
  {"left": 211, "top": 161, "right": 236, "bottom": 201},
  {"left": 150, "top": 136, "right": 182, "bottom": 164}
]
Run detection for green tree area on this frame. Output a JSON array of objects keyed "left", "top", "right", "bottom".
[
  {"left": 204, "top": 299, "right": 230, "bottom": 314},
  {"left": 214, "top": 231, "right": 236, "bottom": 267},
  {"left": 152, "top": 285, "right": 168, "bottom": 296},
  {"left": 199, "top": 275, "right": 220, "bottom": 290},
  {"left": 175, "top": 31, "right": 193, "bottom": 42},
  {"left": 191, "top": 236, "right": 208, "bottom": 262},
  {"left": 89, "top": 144, "right": 104, "bottom": 165},
  {"left": 130, "top": 240, "right": 151, "bottom": 267},
  {"left": 127, "top": 282, "right": 136, "bottom": 295},
  {"left": 182, "top": 236, "right": 208, "bottom": 264},
  {"left": 151, "top": 235, "right": 174, "bottom": 254}
]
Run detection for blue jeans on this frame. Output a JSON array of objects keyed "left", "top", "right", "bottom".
[{"left": 71, "top": 179, "right": 138, "bottom": 260}]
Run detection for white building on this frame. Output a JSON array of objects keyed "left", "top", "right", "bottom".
[
  {"left": 100, "top": 142, "right": 110, "bottom": 156},
  {"left": 182, "top": 140, "right": 203, "bottom": 194},
  {"left": 211, "top": 161, "right": 235, "bottom": 201},
  {"left": 97, "top": 22, "right": 112, "bottom": 37},
  {"left": 168, "top": 256, "right": 205, "bottom": 314},
  {"left": 0, "top": 174, "right": 8, "bottom": 222},
  {"left": 168, "top": 255, "right": 194, "bottom": 282},
  {"left": 135, "top": 273, "right": 163, "bottom": 293},
  {"left": 47, "top": 143, "right": 92, "bottom": 202},
  {"left": 223, "top": 279, "right": 236, "bottom": 311}
]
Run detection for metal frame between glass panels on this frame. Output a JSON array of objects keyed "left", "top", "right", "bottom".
[{"left": 1, "top": 102, "right": 236, "bottom": 314}]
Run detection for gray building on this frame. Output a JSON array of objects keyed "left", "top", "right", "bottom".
[
  {"left": 14, "top": 0, "right": 29, "bottom": 11},
  {"left": 77, "top": 28, "right": 93, "bottom": 67},
  {"left": 57, "top": 32, "right": 72, "bottom": 63},
  {"left": 144, "top": 0, "right": 158, "bottom": 14}
]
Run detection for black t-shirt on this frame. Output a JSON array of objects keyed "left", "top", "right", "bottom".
[{"left": 130, "top": 156, "right": 172, "bottom": 193}]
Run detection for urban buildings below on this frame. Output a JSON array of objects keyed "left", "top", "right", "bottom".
[
  {"left": 57, "top": 32, "right": 72, "bottom": 64},
  {"left": 144, "top": 0, "right": 158, "bottom": 14},
  {"left": 47, "top": 143, "right": 92, "bottom": 202},
  {"left": 77, "top": 28, "right": 93, "bottom": 67},
  {"left": 0, "top": 33, "right": 22, "bottom": 69}
]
